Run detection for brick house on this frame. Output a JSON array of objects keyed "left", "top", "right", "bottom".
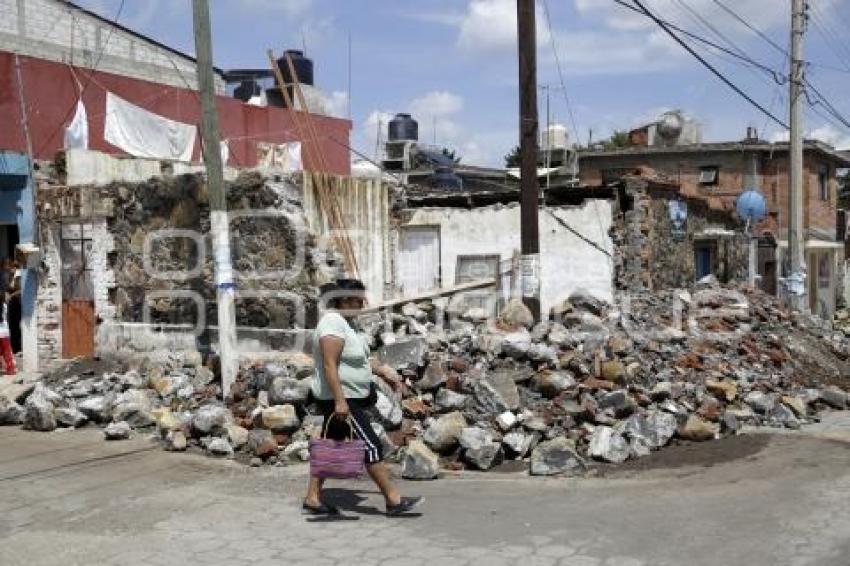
[{"left": 578, "top": 136, "right": 850, "bottom": 318}]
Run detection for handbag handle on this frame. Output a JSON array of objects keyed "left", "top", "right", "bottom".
[{"left": 322, "top": 413, "right": 354, "bottom": 440}]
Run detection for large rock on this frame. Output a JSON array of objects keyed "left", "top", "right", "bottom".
[
  {"left": 502, "top": 431, "right": 536, "bottom": 458},
  {"left": 532, "top": 370, "right": 576, "bottom": 399},
  {"left": 417, "top": 361, "right": 448, "bottom": 391},
  {"left": 261, "top": 405, "right": 300, "bottom": 432},
  {"left": 501, "top": 329, "right": 533, "bottom": 360},
  {"left": 472, "top": 371, "right": 520, "bottom": 413},
  {"left": 422, "top": 411, "right": 466, "bottom": 452},
  {"left": 819, "top": 388, "right": 848, "bottom": 409},
  {"left": 376, "top": 391, "right": 403, "bottom": 430},
  {"left": 377, "top": 337, "right": 428, "bottom": 370},
  {"left": 402, "top": 440, "right": 440, "bottom": 480},
  {"left": 112, "top": 403, "right": 154, "bottom": 429},
  {"left": 207, "top": 438, "right": 234, "bottom": 458},
  {"left": 529, "top": 437, "right": 586, "bottom": 476},
  {"left": 770, "top": 404, "right": 800, "bottom": 429},
  {"left": 678, "top": 415, "right": 719, "bottom": 442},
  {"left": 0, "top": 397, "right": 25, "bottom": 425},
  {"left": 744, "top": 391, "right": 775, "bottom": 414},
  {"left": 435, "top": 388, "right": 468, "bottom": 412},
  {"left": 268, "top": 377, "right": 310, "bottom": 405},
  {"left": 23, "top": 386, "right": 58, "bottom": 432},
  {"left": 459, "top": 427, "right": 503, "bottom": 470},
  {"left": 247, "top": 429, "right": 278, "bottom": 459},
  {"left": 498, "top": 299, "right": 534, "bottom": 329},
  {"left": 566, "top": 289, "right": 605, "bottom": 317},
  {"left": 78, "top": 396, "right": 113, "bottom": 423},
  {"left": 598, "top": 390, "right": 635, "bottom": 417},
  {"left": 56, "top": 406, "right": 88, "bottom": 428},
  {"left": 706, "top": 379, "right": 738, "bottom": 402},
  {"left": 622, "top": 411, "right": 677, "bottom": 449},
  {"left": 192, "top": 405, "right": 231, "bottom": 435},
  {"left": 600, "top": 361, "right": 626, "bottom": 384},
  {"left": 225, "top": 423, "right": 250, "bottom": 449},
  {"left": 104, "top": 421, "right": 132, "bottom": 440},
  {"left": 527, "top": 344, "right": 558, "bottom": 365},
  {"left": 151, "top": 407, "right": 184, "bottom": 433},
  {"left": 164, "top": 430, "right": 188, "bottom": 451},
  {"left": 588, "top": 426, "right": 629, "bottom": 463}
]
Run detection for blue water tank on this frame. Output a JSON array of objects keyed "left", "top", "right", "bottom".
[{"left": 736, "top": 189, "right": 767, "bottom": 221}]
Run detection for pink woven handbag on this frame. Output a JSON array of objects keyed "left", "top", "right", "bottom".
[{"left": 309, "top": 416, "right": 366, "bottom": 479}]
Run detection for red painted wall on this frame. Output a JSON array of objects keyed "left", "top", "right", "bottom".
[{"left": 0, "top": 52, "right": 351, "bottom": 175}]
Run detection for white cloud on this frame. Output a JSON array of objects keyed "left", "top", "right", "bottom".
[
  {"left": 410, "top": 91, "right": 464, "bottom": 117},
  {"left": 238, "top": 0, "right": 314, "bottom": 17},
  {"left": 321, "top": 91, "right": 349, "bottom": 119},
  {"left": 457, "top": 0, "right": 550, "bottom": 53},
  {"left": 769, "top": 124, "right": 850, "bottom": 149}
]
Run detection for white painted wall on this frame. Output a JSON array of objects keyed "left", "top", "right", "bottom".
[{"left": 400, "top": 200, "right": 614, "bottom": 313}]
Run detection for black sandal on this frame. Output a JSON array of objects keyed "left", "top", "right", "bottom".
[{"left": 302, "top": 501, "right": 341, "bottom": 516}]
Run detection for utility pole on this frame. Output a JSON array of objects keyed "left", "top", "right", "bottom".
[
  {"left": 787, "top": 0, "right": 807, "bottom": 311},
  {"left": 192, "top": 0, "right": 238, "bottom": 396},
  {"left": 517, "top": 0, "right": 541, "bottom": 321}
]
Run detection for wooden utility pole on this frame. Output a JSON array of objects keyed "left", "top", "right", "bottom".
[
  {"left": 787, "top": 0, "right": 807, "bottom": 311},
  {"left": 192, "top": 0, "right": 238, "bottom": 396},
  {"left": 517, "top": 0, "right": 541, "bottom": 321}
]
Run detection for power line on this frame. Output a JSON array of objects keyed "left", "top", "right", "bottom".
[
  {"left": 538, "top": 0, "right": 579, "bottom": 144},
  {"left": 625, "top": 0, "right": 788, "bottom": 129},
  {"left": 611, "top": 0, "right": 785, "bottom": 84},
  {"left": 808, "top": 3, "right": 850, "bottom": 73},
  {"left": 804, "top": 80, "right": 850, "bottom": 130},
  {"left": 710, "top": 0, "right": 788, "bottom": 56},
  {"left": 673, "top": 0, "right": 750, "bottom": 60},
  {"left": 32, "top": 0, "right": 127, "bottom": 157}
]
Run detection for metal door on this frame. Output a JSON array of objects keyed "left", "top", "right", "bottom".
[
  {"left": 398, "top": 226, "right": 440, "bottom": 296},
  {"left": 61, "top": 222, "right": 95, "bottom": 358}
]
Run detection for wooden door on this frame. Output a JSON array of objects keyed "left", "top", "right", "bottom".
[
  {"left": 62, "top": 300, "right": 95, "bottom": 358},
  {"left": 398, "top": 226, "right": 440, "bottom": 296}
]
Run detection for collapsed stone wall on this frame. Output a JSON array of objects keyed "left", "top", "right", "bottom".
[{"left": 614, "top": 179, "right": 748, "bottom": 291}]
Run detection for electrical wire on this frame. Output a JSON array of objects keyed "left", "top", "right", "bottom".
[
  {"left": 538, "top": 0, "right": 580, "bottom": 145},
  {"left": 625, "top": 0, "right": 788, "bottom": 129},
  {"left": 673, "top": 0, "right": 750, "bottom": 60},
  {"left": 611, "top": 0, "right": 786, "bottom": 84},
  {"left": 710, "top": 0, "right": 788, "bottom": 56},
  {"left": 808, "top": 3, "right": 850, "bottom": 73},
  {"left": 31, "top": 0, "right": 127, "bottom": 158}
]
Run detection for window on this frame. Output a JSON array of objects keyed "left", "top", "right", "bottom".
[
  {"left": 694, "top": 242, "right": 716, "bottom": 280},
  {"left": 698, "top": 166, "right": 719, "bottom": 186},
  {"left": 818, "top": 165, "right": 829, "bottom": 201},
  {"left": 60, "top": 222, "right": 94, "bottom": 301}
]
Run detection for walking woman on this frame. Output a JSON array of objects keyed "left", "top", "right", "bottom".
[
  {"left": 303, "top": 278, "right": 422, "bottom": 517},
  {"left": 0, "top": 291, "right": 16, "bottom": 376}
]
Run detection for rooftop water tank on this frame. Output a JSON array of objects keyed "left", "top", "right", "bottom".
[
  {"left": 388, "top": 113, "right": 419, "bottom": 142},
  {"left": 234, "top": 79, "right": 261, "bottom": 102},
  {"left": 277, "top": 49, "right": 314, "bottom": 86},
  {"left": 542, "top": 124, "right": 568, "bottom": 151}
]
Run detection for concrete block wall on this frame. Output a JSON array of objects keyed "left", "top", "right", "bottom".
[
  {"left": 0, "top": 0, "right": 224, "bottom": 92},
  {"left": 36, "top": 223, "right": 62, "bottom": 362}
]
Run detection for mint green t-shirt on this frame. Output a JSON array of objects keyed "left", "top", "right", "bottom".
[{"left": 311, "top": 312, "right": 374, "bottom": 401}]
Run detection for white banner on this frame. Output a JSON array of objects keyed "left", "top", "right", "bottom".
[
  {"left": 104, "top": 92, "right": 196, "bottom": 162},
  {"left": 64, "top": 100, "right": 89, "bottom": 150}
]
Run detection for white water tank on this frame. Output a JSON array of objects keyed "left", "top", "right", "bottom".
[{"left": 542, "top": 124, "right": 569, "bottom": 151}]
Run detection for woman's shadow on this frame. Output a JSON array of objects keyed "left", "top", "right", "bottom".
[{"left": 305, "top": 488, "right": 423, "bottom": 522}]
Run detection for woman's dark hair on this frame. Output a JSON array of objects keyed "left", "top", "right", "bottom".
[{"left": 323, "top": 278, "right": 366, "bottom": 309}]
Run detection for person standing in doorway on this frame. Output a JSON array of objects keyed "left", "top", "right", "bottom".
[
  {"left": 303, "top": 278, "right": 423, "bottom": 517},
  {"left": 0, "top": 291, "right": 16, "bottom": 376}
]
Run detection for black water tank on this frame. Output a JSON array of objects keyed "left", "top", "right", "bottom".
[
  {"left": 277, "top": 49, "right": 314, "bottom": 86},
  {"left": 388, "top": 113, "right": 418, "bottom": 141},
  {"left": 234, "top": 79, "right": 260, "bottom": 102}
]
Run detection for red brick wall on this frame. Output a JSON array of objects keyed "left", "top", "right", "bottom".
[
  {"left": 0, "top": 52, "right": 351, "bottom": 174},
  {"left": 580, "top": 149, "right": 840, "bottom": 239}
]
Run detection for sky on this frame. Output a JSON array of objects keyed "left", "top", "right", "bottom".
[{"left": 74, "top": 0, "right": 850, "bottom": 167}]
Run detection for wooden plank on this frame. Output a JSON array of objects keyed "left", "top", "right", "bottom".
[
  {"left": 358, "top": 278, "right": 497, "bottom": 314},
  {"left": 62, "top": 300, "right": 95, "bottom": 359}
]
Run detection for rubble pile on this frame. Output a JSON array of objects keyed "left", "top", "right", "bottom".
[{"left": 1, "top": 279, "right": 848, "bottom": 478}]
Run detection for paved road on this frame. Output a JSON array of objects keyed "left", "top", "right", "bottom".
[{"left": 1, "top": 413, "right": 849, "bottom": 566}]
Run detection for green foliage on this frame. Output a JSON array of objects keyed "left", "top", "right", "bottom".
[{"left": 602, "top": 130, "right": 632, "bottom": 150}]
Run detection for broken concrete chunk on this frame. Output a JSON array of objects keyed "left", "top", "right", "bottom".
[
  {"left": 104, "top": 421, "right": 132, "bottom": 440},
  {"left": 529, "top": 437, "right": 586, "bottom": 476},
  {"left": 402, "top": 440, "right": 440, "bottom": 480},
  {"left": 377, "top": 337, "right": 428, "bottom": 370},
  {"left": 56, "top": 406, "right": 88, "bottom": 428},
  {"left": 261, "top": 405, "right": 300, "bottom": 432},
  {"left": 422, "top": 411, "right": 466, "bottom": 452},
  {"left": 192, "top": 405, "right": 232, "bottom": 435},
  {"left": 268, "top": 377, "right": 310, "bottom": 405},
  {"left": 498, "top": 299, "right": 534, "bottom": 329},
  {"left": 678, "top": 415, "right": 719, "bottom": 442},
  {"left": 588, "top": 426, "right": 630, "bottom": 463},
  {"left": 207, "top": 438, "right": 234, "bottom": 458},
  {"left": 0, "top": 397, "right": 25, "bottom": 425},
  {"left": 435, "top": 389, "right": 468, "bottom": 412}
]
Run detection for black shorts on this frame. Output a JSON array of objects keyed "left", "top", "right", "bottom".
[{"left": 316, "top": 393, "right": 384, "bottom": 465}]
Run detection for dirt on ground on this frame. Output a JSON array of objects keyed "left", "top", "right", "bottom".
[
  {"left": 594, "top": 433, "right": 772, "bottom": 476},
  {"left": 39, "top": 357, "right": 128, "bottom": 387}
]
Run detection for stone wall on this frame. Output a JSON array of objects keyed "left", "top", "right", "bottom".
[
  {"left": 36, "top": 170, "right": 333, "bottom": 362},
  {"left": 614, "top": 179, "right": 748, "bottom": 291}
]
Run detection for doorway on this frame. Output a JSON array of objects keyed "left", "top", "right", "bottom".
[
  {"left": 60, "top": 222, "right": 95, "bottom": 359},
  {"left": 398, "top": 225, "right": 441, "bottom": 297}
]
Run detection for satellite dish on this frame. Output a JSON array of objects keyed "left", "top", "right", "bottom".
[{"left": 736, "top": 189, "right": 767, "bottom": 222}]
